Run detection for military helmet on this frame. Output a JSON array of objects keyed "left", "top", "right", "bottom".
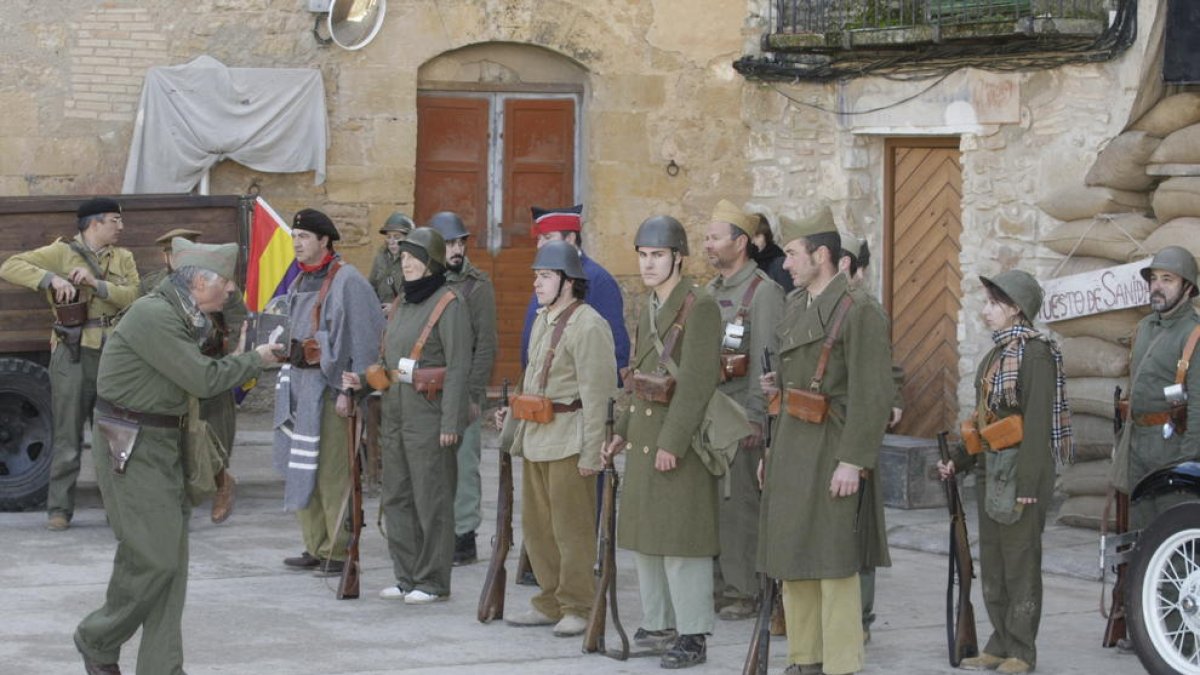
[
  {"left": 380, "top": 212, "right": 414, "bottom": 235},
  {"left": 532, "top": 240, "right": 586, "bottom": 280},
  {"left": 980, "top": 270, "right": 1044, "bottom": 323},
  {"left": 634, "top": 215, "right": 689, "bottom": 256},
  {"left": 1140, "top": 245, "right": 1199, "bottom": 297},
  {"left": 399, "top": 227, "right": 447, "bottom": 269},
  {"left": 427, "top": 211, "right": 469, "bottom": 241}
]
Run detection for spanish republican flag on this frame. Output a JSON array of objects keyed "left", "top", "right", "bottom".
[{"left": 244, "top": 196, "right": 299, "bottom": 312}]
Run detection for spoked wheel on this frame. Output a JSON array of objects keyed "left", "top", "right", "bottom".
[
  {"left": 0, "top": 358, "right": 53, "bottom": 511},
  {"left": 1129, "top": 502, "right": 1200, "bottom": 675}
]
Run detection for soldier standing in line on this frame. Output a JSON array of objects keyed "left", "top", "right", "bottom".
[
  {"left": 603, "top": 215, "right": 722, "bottom": 669},
  {"left": 428, "top": 211, "right": 497, "bottom": 566},
  {"left": 74, "top": 238, "right": 279, "bottom": 675},
  {"left": 496, "top": 241, "right": 616, "bottom": 636},
  {"left": 0, "top": 197, "right": 139, "bottom": 531},
  {"left": 758, "top": 206, "right": 894, "bottom": 675},
  {"left": 369, "top": 212, "right": 413, "bottom": 307},
  {"left": 702, "top": 199, "right": 784, "bottom": 620},
  {"left": 275, "top": 209, "right": 384, "bottom": 577},
  {"left": 749, "top": 211, "right": 794, "bottom": 294}
]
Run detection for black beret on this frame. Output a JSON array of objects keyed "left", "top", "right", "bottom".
[
  {"left": 76, "top": 198, "right": 121, "bottom": 219},
  {"left": 292, "top": 208, "right": 340, "bottom": 241}
]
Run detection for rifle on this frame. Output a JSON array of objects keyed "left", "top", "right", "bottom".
[
  {"left": 742, "top": 352, "right": 777, "bottom": 675},
  {"left": 1102, "top": 385, "right": 1130, "bottom": 648},
  {"left": 761, "top": 347, "right": 774, "bottom": 452},
  {"left": 938, "top": 431, "right": 978, "bottom": 666},
  {"left": 336, "top": 389, "right": 363, "bottom": 600},
  {"left": 583, "top": 398, "right": 631, "bottom": 659},
  {"left": 477, "top": 379, "right": 513, "bottom": 623}
]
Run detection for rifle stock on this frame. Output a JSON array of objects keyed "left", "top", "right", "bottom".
[
  {"left": 583, "top": 398, "right": 629, "bottom": 659},
  {"left": 938, "top": 431, "right": 978, "bottom": 666},
  {"left": 1102, "top": 491, "right": 1130, "bottom": 647},
  {"left": 742, "top": 574, "right": 775, "bottom": 675},
  {"left": 478, "top": 379, "right": 513, "bottom": 623},
  {"left": 337, "top": 392, "right": 362, "bottom": 600}
]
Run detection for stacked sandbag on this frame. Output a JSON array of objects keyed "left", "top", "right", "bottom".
[
  {"left": 1130, "top": 92, "right": 1200, "bottom": 139},
  {"left": 1142, "top": 217, "right": 1200, "bottom": 261},
  {"left": 1146, "top": 123, "right": 1200, "bottom": 179},
  {"left": 1151, "top": 178, "right": 1200, "bottom": 223},
  {"left": 1085, "top": 131, "right": 1161, "bottom": 192},
  {"left": 1037, "top": 186, "right": 1151, "bottom": 222},
  {"left": 1066, "top": 376, "right": 1128, "bottom": 418},
  {"left": 1041, "top": 213, "right": 1158, "bottom": 261},
  {"left": 1057, "top": 458, "right": 1117, "bottom": 530},
  {"left": 1060, "top": 336, "right": 1130, "bottom": 378}
]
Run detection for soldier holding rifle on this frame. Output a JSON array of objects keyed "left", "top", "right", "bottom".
[{"left": 495, "top": 241, "right": 615, "bottom": 636}]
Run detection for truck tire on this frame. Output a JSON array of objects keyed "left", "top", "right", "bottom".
[
  {"left": 1129, "top": 502, "right": 1200, "bottom": 675},
  {"left": 0, "top": 358, "right": 53, "bottom": 511}
]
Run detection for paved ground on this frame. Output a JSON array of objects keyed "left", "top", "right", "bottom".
[{"left": 1, "top": 413, "right": 1141, "bottom": 674}]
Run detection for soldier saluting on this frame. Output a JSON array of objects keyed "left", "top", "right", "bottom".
[{"left": 0, "top": 197, "right": 139, "bottom": 531}]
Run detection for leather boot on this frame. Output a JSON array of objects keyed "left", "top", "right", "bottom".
[
  {"left": 660, "top": 634, "right": 706, "bottom": 669},
  {"left": 211, "top": 469, "right": 236, "bottom": 524}
]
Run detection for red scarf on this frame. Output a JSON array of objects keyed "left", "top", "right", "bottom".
[{"left": 298, "top": 251, "right": 335, "bottom": 274}]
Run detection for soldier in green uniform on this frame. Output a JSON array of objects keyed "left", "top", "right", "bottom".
[
  {"left": 369, "top": 211, "right": 413, "bottom": 306},
  {"left": 758, "top": 206, "right": 893, "bottom": 675},
  {"left": 0, "top": 197, "right": 139, "bottom": 531},
  {"left": 345, "top": 227, "right": 471, "bottom": 604},
  {"left": 73, "top": 238, "right": 278, "bottom": 675},
  {"left": 495, "top": 241, "right": 616, "bottom": 636},
  {"left": 603, "top": 215, "right": 722, "bottom": 669},
  {"left": 428, "top": 211, "right": 498, "bottom": 566},
  {"left": 938, "top": 269, "right": 1071, "bottom": 674},
  {"left": 702, "top": 199, "right": 784, "bottom": 620}
]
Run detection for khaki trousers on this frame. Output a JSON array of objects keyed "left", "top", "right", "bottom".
[
  {"left": 48, "top": 344, "right": 100, "bottom": 518},
  {"left": 781, "top": 575, "right": 864, "bottom": 675},
  {"left": 296, "top": 397, "right": 350, "bottom": 561},
  {"left": 633, "top": 553, "right": 715, "bottom": 635},
  {"left": 522, "top": 455, "right": 597, "bottom": 619}
]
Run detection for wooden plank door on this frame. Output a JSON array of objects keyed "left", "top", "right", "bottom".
[
  {"left": 885, "top": 138, "right": 963, "bottom": 439},
  {"left": 414, "top": 96, "right": 490, "bottom": 237}
]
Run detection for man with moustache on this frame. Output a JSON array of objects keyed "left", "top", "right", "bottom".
[
  {"left": 275, "top": 209, "right": 384, "bottom": 576},
  {"left": 428, "top": 211, "right": 498, "bottom": 566},
  {"left": 702, "top": 199, "right": 783, "bottom": 620}
]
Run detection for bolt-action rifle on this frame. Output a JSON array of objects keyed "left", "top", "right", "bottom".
[
  {"left": 1102, "top": 385, "right": 1130, "bottom": 648},
  {"left": 477, "top": 379, "right": 513, "bottom": 623},
  {"left": 337, "top": 389, "right": 363, "bottom": 600},
  {"left": 583, "top": 398, "right": 630, "bottom": 658},
  {"left": 939, "top": 431, "right": 978, "bottom": 666},
  {"left": 742, "top": 348, "right": 777, "bottom": 675}
]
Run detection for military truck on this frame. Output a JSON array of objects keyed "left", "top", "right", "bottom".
[{"left": 0, "top": 194, "right": 253, "bottom": 510}]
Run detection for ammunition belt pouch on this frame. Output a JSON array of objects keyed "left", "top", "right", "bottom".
[
  {"left": 980, "top": 414, "right": 1024, "bottom": 451},
  {"left": 511, "top": 394, "right": 554, "bottom": 423},
  {"left": 52, "top": 323, "right": 84, "bottom": 363},
  {"left": 630, "top": 371, "right": 676, "bottom": 404},
  {"left": 287, "top": 338, "right": 322, "bottom": 368},
  {"left": 96, "top": 398, "right": 185, "bottom": 429},
  {"left": 780, "top": 387, "right": 831, "bottom": 424},
  {"left": 413, "top": 367, "right": 446, "bottom": 400},
  {"left": 53, "top": 300, "right": 89, "bottom": 327},
  {"left": 961, "top": 419, "right": 984, "bottom": 455},
  {"left": 719, "top": 353, "right": 749, "bottom": 382}
]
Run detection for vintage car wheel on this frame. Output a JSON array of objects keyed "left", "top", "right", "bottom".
[
  {"left": 0, "top": 358, "right": 53, "bottom": 511},
  {"left": 1129, "top": 502, "right": 1200, "bottom": 675}
]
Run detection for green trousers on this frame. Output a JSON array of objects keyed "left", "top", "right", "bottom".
[
  {"left": 76, "top": 424, "right": 189, "bottom": 675},
  {"left": 523, "top": 456, "right": 597, "bottom": 620},
  {"left": 296, "top": 397, "right": 350, "bottom": 562},
  {"left": 633, "top": 553, "right": 715, "bottom": 635},
  {"left": 454, "top": 416, "right": 483, "bottom": 536},
  {"left": 48, "top": 344, "right": 100, "bottom": 519},
  {"left": 716, "top": 443, "right": 761, "bottom": 599}
]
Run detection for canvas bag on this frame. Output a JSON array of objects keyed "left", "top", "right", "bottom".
[{"left": 184, "top": 396, "right": 228, "bottom": 506}]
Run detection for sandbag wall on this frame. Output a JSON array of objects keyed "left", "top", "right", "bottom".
[{"left": 1038, "top": 93, "right": 1200, "bottom": 530}]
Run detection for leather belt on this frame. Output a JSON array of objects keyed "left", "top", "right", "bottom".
[
  {"left": 1134, "top": 411, "right": 1174, "bottom": 426},
  {"left": 82, "top": 315, "right": 117, "bottom": 329},
  {"left": 551, "top": 399, "right": 583, "bottom": 413},
  {"left": 96, "top": 398, "right": 185, "bottom": 429}
]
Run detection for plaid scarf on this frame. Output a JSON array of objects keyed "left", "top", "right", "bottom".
[{"left": 988, "top": 325, "right": 1074, "bottom": 466}]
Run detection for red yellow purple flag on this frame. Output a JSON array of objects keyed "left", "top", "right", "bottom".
[{"left": 244, "top": 196, "right": 299, "bottom": 312}]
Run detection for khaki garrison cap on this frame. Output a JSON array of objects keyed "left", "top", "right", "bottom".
[
  {"left": 711, "top": 199, "right": 754, "bottom": 235},
  {"left": 778, "top": 206, "right": 838, "bottom": 247},
  {"left": 155, "top": 228, "right": 202, "bottom": 250},
  {"left": 172, "top": 238, "right": 238, "bottom": 281}
]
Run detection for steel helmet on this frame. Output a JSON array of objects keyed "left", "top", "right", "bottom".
[
  {"left": 1141, "top": 246, "right": 1199, "bottom": 297},
  {"left": 634, "top": 215, "right": 689, "bottom": 256},
  {"left": 380, "top": 212, "right": 414, "bottom": 235},
  {"left": 980, "top": 269, "right": 1044, "bottom": 323},
  {"left": 427, "top": 211, "right": 469, "bottom": 241},
  {"left": 399, "top": 227, "right": 447, "bottom": 269},
  {"left": 532, "top": 240, "right": 586, "bottom": 280}
]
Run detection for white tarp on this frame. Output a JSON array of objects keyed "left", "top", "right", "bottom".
[{"left": 122, "top": 55, "right": 327, "bottom": 194}]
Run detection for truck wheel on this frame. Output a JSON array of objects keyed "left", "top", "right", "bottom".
[
  {"left": 1129, "top": 502, "right": 1200, "bottom": 675},
  {"left": 0, "top": 358, "right": 53, "bottom": 511}
]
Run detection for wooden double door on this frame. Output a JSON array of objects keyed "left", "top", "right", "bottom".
[{"left": 415, "top": 93, "right": 578, "bottom": 386}]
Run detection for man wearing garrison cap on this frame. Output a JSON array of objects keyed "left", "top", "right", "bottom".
[
  {"left": 274, "top": 208, "right": 384, "bottom": 576},
  {"left": 702, "top": 199, "right": 784, "bottom": 620},
  {"left": 0, "top": 197, "right": 140, "bottom": 531},
  {"left": 75, "top": 238, "right": 281, "bottom": 675},
  {"left": 758, "top": 205, "right": 894, "bottom": 674}
]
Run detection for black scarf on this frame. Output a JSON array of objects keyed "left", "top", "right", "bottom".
[
  {"left": 403, "top": 272, "right": 446, "bottom": 305},
  {"left": 753, "top": 241, "right": 785, "bottom": 266}
]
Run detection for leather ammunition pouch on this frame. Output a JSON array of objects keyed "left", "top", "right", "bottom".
[
  {"left": 719, "top": 353, "right": 749, "bottom": 382},
  {"left": 630, "top": 371, "right": 676, "bottom": 404},
  {"left": 287, "top": 338, "right": 322, "bottom": 368},
  {"left": 413, "top": 367, "right": 446, "bottom": 399},
  {"left": 961, "top": 419, "right": 984, "bottom": 455},
  {"left": 783, "top": 387, "right": 830, "bottom": 424},
  {"left": 365, "top": 363, "right": 392, "bottom": 391},
  {"left": 54, "top": 300, "right": 88, "bottom": 327},
  {"left": 980, "top": 414, "right": 1024, "bottom": 451},
  {"left": 53, "top": 323, "right": 83, "bottom": 363},
  {"left": 511, "top": 393, "right": 554, "bottom": 423}
]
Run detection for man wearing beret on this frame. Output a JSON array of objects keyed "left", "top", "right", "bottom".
[
  {"left": 74, "top": 238, "right": 280, "bottom": 675},
  {"left": 274, "top": 209, "right": 384, "bottom": 576},
  {"left": 369, "top": 212, "right": 413, "bottom": 306},
  {"left": 759, "top": 206, "right": 893, "bottom": 675},
  {"left": 0, "top": 197, "right": 139, "bottom": 531},
  {"left": 141, "top": 227, "right": 249, "bottom": 524},
  {"left": 702, "top": 199, "right": 784, "bottom": 621}
]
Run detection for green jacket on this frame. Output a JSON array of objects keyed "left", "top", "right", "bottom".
[
  {"left": 759, "top": 274, "right": 894, "bottom": 580},
  {"left": 616, "top": 279, "right": 722, "bottom": 557},
  {"left": 368, "top": 246, "right": 403, "bottom": 304},
  {"left": 706, "top": 262, "right": 784, "bottom": 423},
  {"left": 0, "top": 234, "right": 139, "bottom": 350},
  {"left": 446, "top": 259, "right": 497, "bottom": 403}
]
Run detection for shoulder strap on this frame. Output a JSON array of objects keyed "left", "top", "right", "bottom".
[
  {"left": 408, "top": 290, "right": 458, "bottom": 361},
  {"left": 655, "top": 291, "right": 698, "bottom": 376},
  {"left": 733, "top": 275, "right": 764, "bottom": 326},
  {"left": 809, "top": 294, "right": 854, "bottom": 391},
  {"left": 536, "top": 301, "right": 583, "bottom": 393},
  {"left": 1175, "top": 325, "right": 1200, "bottom": 385},
  {"left": 310, "top": 260, "right": 342, "bottom": 335},
  {"left": 68, "top": 239, "right": 109, "bottom": 283}
]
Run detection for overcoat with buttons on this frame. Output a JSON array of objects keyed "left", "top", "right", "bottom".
[
  {"left": 758, "top": 273, "right": 894, "bottom": 580},
  {"left": 615, "top": 279, "right": 722, "bottom": 557}
]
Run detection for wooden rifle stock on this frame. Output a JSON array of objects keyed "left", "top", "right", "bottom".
[
  {"left": 478, "top": 379, "right": 513, "bottom": 623},
  {"left": 583, "top": 398, "right": 629, "bottom": 659},
  {"left": 337, "top": 391, "right": 363, "bottom": 600},
  {"left": 938, "top": 431, "right": 978, "bottom": 666},
  {"left": 742, "top": 573, "right": 776, "bottom": 675},
  {"left": 1102, "top": 491, "right": 1130, "bottom": 647}
]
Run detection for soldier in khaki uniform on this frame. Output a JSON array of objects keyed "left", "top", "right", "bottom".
[
  {"left": 346, "top": 227, "right": 471, "bottom": 603},
  {"left": 758, "top": 207, "right": 893, "bottom": 675},
  {"left": 496, "top": 241, "right": 616, "bottom": 636},
  {"left": 428, "top": 211, "right": 498, "bottom": 566},
  {"left": 702, "top": 199, "right": 784, "bottom": 620},
  {"left": 74, "top": 238, "right": 278, "bottom": 675},
  {"left": 604, "top": 215, "right": 722, "bottom": 669},
  {"left": 369, "top": 211, "right": 412, "bottom": 306},
  {"left": 0, "top": 197, "right": 139, "bottom": 530}
]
